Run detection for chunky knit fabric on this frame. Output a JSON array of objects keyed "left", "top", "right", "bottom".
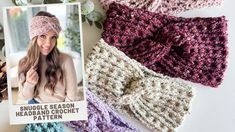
[
  {"left": 65, "top": 90, "right": 138, "bottom": 132},
  {"left": 29, "top": 16, "right": 61, "bottom": 39},
  {"left": 99, "top": 0, "right": 222, "bottom": 14},
  {"left": 21, "top": 122, "right": 64, "bottom": 132},
  {"left": 102, "top": 3, "right": 228, "bottom": 87},
  {"left": 86, "top": 39, "right": 194, "bottom": 132}
]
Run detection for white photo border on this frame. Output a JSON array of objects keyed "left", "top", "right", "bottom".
[{"left": 3, "top": 2, "right": 88, "bottom": 124}]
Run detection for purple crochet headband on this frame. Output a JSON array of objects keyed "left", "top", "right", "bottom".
[
  {"left": 65, "top": 90, "right": 138, "bottom": 132},
  {"left": 99, "top": 0, "right": 223, "bottom": 14},
  {"left": 102, "top": 3, "right": 228, "bottom": 87},
  {"left": 29, "top": 16, "right": 61, "bottom": 39}
]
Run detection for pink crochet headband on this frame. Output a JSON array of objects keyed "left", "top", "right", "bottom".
[
  {"left": 29, "top": 16, "right": 61, "bottom": 39},
  {"left": 100, "top": 0, "right": 223, "bottom": 14},
  {"left": 102, "top": 3, "right": 228, "bottom": 87}
]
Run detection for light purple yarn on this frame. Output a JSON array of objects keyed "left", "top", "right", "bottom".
[{"left": 65, "top": 90, "right": 139, "bottom": 132}]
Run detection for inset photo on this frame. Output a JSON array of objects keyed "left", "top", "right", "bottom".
[{"left": 3, "top": 2, "right": 87, "bottom": 124}]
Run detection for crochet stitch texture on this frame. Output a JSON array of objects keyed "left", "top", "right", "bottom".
[
  {"left": 99, "top": 0, "right": 222, "bottom": 14},
  {"left": 21, "top": 122, "right": 64, "bottom": 132},
  {"left": 86, "top": 39, "right": 194, "bottom": 132},
  {"left": 29, "top": 16, "right": 61, "bottom": 39},
  {"left": 102, "top": 3, "right": 228, "bottom": 87},
  {"left": 65, "top": 90, "right": 138, "bottom": 132}
]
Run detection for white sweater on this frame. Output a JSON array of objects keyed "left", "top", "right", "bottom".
[{"left": 17, "top": 52, "right": 78, "bottom": 104}]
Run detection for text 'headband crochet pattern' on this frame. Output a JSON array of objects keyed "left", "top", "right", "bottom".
[
  {"left": 102, "top": 3, "right": 228, "bottom": 87},
  {"left": 29, "top": 16, "right": 61, "bottom": 39},
  {"left": 99, "top": 0, "right": 223, "bottom": 14},
  {"left": 22, "top": 90, "right": 138, "bottom": 132},
  {"left": 65, "top": 90, "right": 139, "bottom": 132},
  {"left": 86, "top": 39, "right": 195, "bottom": 132}
]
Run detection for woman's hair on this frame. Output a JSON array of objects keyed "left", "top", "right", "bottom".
[{"left": 18, "top": 11, "right": 63, "bottom": 97}]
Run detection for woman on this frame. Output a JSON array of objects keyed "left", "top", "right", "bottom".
[{"left": 17, "top": 11, "right": 78, "bottom": 104}]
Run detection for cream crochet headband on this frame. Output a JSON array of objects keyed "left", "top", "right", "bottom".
[
  {"left": 29, "top": 16, "right": 61, "bottom": 39},
  {"left": 86, "top": 39, "right": 195, "bottom": 131}
]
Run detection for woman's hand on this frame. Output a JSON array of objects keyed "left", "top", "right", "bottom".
[{"left": 26, "top": 68, "right": 39, "bottom": 86}]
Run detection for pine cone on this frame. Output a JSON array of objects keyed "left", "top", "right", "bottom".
[{"left": 0, "top": 60, "right": 7, "bottom": 102}]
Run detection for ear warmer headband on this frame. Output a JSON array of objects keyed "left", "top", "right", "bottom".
[
  {"left": 29, "top": 16, "right": 61, "bottom": 39},
  {"left": 22, "top": 122, "right": 64, "bottom": 132},
  {"left": 86, "top": 39, "right": 195, "bottom": 131},
  {"left": 102, "top": 3, "right": 228, "bottom": 87},
  {"left": 65, "top": 90, "right": 139, "bottom": 132},
  {"left": 100, "top": 0, "right": 223, "bottom": 14}
]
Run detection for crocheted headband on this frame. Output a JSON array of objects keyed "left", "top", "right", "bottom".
[
  {"left": 65, "top": 90, "right": 138, "bottom": 132},
  {"left": 22, "top": 122, "right": 64, "bottom": 132},
  {"left": 99, "top": 0, "right": 223, "bottom": 14},
  {"left": 102, "top": 3, "right": 228, "bottom": 87},
  {"left": 29, "top": 16, "right": 61, "bottom": 39},
  {"left": 86, "top": 39, "right": 194, "bottom": 131}
]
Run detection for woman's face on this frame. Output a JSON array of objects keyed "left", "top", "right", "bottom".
[{"left": 37, "top": 30, "right": 58, "bottom": 56}]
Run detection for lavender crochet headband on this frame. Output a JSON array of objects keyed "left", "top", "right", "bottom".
[
  {"left": 102, "top": 3, "right": 228, "bottom": 87},
  {"left": 100, "top": 0, "right": 223, "bottom": 14},
  {"left": 29, "top": 16, "right": 61, "bottom": 39},
  {"left": 65, "top": 90, "right": 138, "bottom": 132}
]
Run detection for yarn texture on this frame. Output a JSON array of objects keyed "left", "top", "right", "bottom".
[
  {"left": 99, "top": 0, "right": 223, "bottom": 14},
  {"left": 21, "top": 122, "right": 64, "bottom": 132},
  {"left": 65, "top": 90, "right": 139, "bottom": 132},
  {"left": 29, "top": 16, "right": 61, "bottom": 39},
  {"left": 86, "top": 39, "right": 195, "bottom": 132},
  {"left": 102, "top": 3, "right": 228, "bottom": 87}
]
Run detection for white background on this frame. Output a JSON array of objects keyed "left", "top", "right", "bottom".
[{"left": 0, "top": 0, "right": 235, "bottom": 132}]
